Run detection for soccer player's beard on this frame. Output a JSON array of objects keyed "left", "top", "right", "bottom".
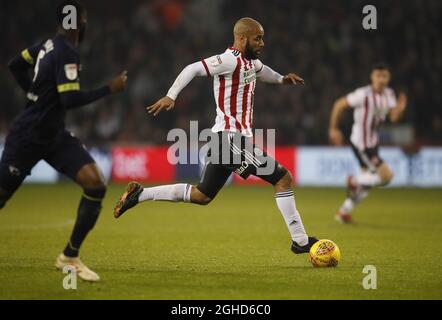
[{"left": 244, "top": 42, "right": 259, "bottom": 60}]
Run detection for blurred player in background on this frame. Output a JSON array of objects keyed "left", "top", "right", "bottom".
[
  {"left": 329, "top": 64, "right": 407, "bottom": 223},
  {"left": 115, "top": 18, "right": 320, "bottom": 255},
  {"left": 0, "top": 1, "right": 127, "bottom": 281}
]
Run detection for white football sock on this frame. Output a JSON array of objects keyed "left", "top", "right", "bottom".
[
  {"left": 340, "top": 198, "right": 355, "bottom": 215},
  {"left": 339, "top": 187, "right": 370, "bottom": 214},
  {"left": 138, "top": 184, "right": 192, "bottom": 203},
  {"left": 355, "top": 172, "right": 382, "bottom": 187},
  {"left": 356, "top": 188, "right": 370, "bottom": 202},
  {"left": 275, "top": 191, "right": 308, "bottom": 246}
]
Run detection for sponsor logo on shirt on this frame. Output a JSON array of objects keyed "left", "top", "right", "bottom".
[{"left": 243, "top": 68, "right": 256, "bottom": 84}]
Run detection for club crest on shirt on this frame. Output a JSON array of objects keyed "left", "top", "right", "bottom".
[
  {"left": 64, "top": 64, "right": 78, "bottom": 81},
  {"left": 210, "top": 55, "right": 223, "bottom": 67}
]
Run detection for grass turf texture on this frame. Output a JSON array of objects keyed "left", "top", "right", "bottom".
[{"left": 0, "top": 184, "right": 441, "bottom": 300}]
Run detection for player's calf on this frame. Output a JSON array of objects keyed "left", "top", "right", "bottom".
[
  {"left": 63, "top": 186, "right": 106, "bottom": 258},
  {"left": 64, "top": 164, "right": 107, "bottom": 257},
  {"left": 269, "top": 169, "right": 315, "bottom": 252}
]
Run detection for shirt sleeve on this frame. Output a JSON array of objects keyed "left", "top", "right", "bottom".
[
  {"left": 200, "top": 52, "right": 237, "bottom": 77},
  {"left": 255, "top": 64, "right": 284, "bottom": 84},
  {"left": 346, "top": 88, "right": 366, "bottom": 108},
  {"left": 20, "top": 42, "right": 43, "bottom": 65},
  {"left": 55, "top": 47, "right": 110, "bottom": 109},
  {"left": 55, "top": 47, "right": 81, "bottom": 94},
  {"left": 253, "top": 59, "right": 264, "bottom": 74},
  {"left": 8, "top": 42, "right": 43, "bottom": 92},
  {"left": 166, "top": 62, "right": 207, "bottom": 100}
]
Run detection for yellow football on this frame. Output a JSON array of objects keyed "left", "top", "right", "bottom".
[{"left": 309, "top": 239, "right": 341, "bottom": 267}]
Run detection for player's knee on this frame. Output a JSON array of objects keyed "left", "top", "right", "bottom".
[
  {"left": 82, "top": 176, "right": 107, "bottom": 203},
  {"left": 76, "top": 164, "right": 106, "bottom": 190},
  {"left": 195, "top": 194, "right": 212, "bottom": 206},
  {"left": 274, "top": 170, "right": 293, "bottom": 191},
  {"left": 81, "top": 172, "right": 106, "bottom": 191},
  {"left": 191, "top": 188, "right": 213, "bottom": 206},
  {"left": 90, "top": 177, "right": 106, "bottom": 190},
  {"left": 83, "top": 184, "right": 107, "bottom": 201}
]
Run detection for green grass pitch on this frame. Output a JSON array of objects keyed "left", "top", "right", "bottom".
[{"left": 0, "top": 184, "right": 441, "bottom": 300}]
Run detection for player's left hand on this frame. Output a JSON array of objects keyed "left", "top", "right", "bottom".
[
  {"left": 283, "top": 73, "right": 305, "bottom": 85},
  {"left": 147, "top": 96, "right": 175, "bottom": 116}
]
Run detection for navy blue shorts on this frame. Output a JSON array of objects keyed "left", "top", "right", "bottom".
[{"left": 0, "top": 130, "right": 95, "bottom": 194}]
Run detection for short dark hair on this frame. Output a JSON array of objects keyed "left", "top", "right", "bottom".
[
  {"left": 371, "top": 63, "right": 390, "bottom": 72},
  {"left": 56, "top": 1, "right": 85, "bottom": 27}
]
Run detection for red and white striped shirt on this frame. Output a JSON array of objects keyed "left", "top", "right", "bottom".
[
  {"left": 201, "top": 48, "right": 264, "bottom": 137},
  {"left": 347, "top": 85, "right": 397, "bottom": 150}
]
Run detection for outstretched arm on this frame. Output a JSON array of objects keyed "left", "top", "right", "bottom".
[
  {"left": 255, "top": 60, "right": 305, "bottom": 85},
  {"left": 55, "top": 47, "right": 127, "bottom": 110},
  {"left": 167, "top": 62, "right": 207, "bottom": 101},
  {"left": 59, "top": 71, "right": 127, "bottom": 110},
  {"left": 147, "top": 62, "right": 207, "bottom": 116}
]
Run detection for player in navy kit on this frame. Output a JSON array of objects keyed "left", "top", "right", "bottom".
[{"left": 1, "top": 1, "right": 127, "bottom": 281}]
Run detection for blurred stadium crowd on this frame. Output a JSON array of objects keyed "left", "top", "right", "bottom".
[{"left": 1, "top": 0, "right": 441, "bottom": 147}]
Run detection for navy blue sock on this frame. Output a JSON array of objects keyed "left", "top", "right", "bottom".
[{"left": 64, "top": 188, "right": 106, "bottom": 257}]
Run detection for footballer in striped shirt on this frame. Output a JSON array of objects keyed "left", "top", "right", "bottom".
[
  {"left": 115, "top": 17, "right": 319, "bottom": 255},
  {"left": 329, "top": 63, "right": 407, "bottom": 223}
]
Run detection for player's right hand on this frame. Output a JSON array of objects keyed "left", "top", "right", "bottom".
[
  {"left": 329, "top": 128, "right": 344, "bottom": 146},
  {"left": 147, "top": 96, "right": 175, "bottom": 117},
  {"left": 109, "top": 71, "right": 128, "bottom": 94}
]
